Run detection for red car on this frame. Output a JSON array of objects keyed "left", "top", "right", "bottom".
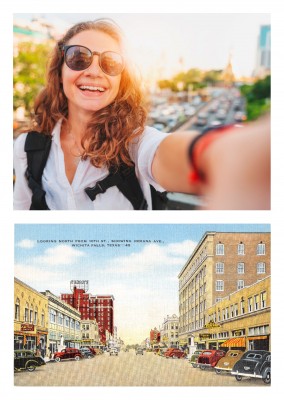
[
  {"left": 165, "top": 348, "right": 186, "bottom": 359},
  {"left": 53, "top": 347, "right": 83, "bottom": 362},
  {"left": 196, "top": 349, "right": 226, "bottom": 370}
]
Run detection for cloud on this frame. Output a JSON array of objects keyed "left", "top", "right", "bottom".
[
  {"left": 105, "top": 239, "right": 196, "bottom": 274},
  {"left": 35, "top": 245, "right": 86, "bottom": 266},
  {"left": 17, "top": 239, "right": 36, "bottom": 249}
]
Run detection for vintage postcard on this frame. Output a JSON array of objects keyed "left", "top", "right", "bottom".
[{"left": 14, "top": 223, "right": 270, "bottom": 387}]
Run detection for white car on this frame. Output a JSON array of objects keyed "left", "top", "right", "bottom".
[{"left": 109, "top": 348, "right": 118, "bottom": 356}]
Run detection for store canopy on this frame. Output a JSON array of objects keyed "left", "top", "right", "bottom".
[
  {"left": 248, "top": 336, "right": 268, "bottom": 341},
  {"left": 220, "top": 337, "right": 246, "bottom": 348}
]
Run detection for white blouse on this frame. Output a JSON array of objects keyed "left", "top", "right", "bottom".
[{"left": 13, "top": 120, "right": 168, "bottom": 210}]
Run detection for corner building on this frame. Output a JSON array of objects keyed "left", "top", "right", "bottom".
[{"left": 178, "top": 232, "right": 270, "bottom": 348}]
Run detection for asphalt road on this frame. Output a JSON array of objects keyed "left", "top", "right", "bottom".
[{"left": 14, "top": 350, "right": 266, "bottom": 386}]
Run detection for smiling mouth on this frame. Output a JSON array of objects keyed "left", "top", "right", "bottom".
[{"left": 78, "top": 85, "right": 106, "bottom": 92}]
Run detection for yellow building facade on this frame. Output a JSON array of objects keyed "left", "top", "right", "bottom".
[
  {"left": 196, "top": 276, "right": 270, "bottom": 351},
  {"left": 14, "top": 277, "right": 48, "bottom": 355}
]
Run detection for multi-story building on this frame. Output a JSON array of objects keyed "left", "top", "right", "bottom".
[
  {"left": 150, "top": 328, "right": 160, "bottom": 347},
  {"left": 255, "top": 25, "right": 271, "bottom": 78},
  {"left": 178, "top": 232, "right": 270, "bottom": 349},
  {"left": 61, "top": 281, "right": 114, "bottom": 343},
  {"left": 160, "top": 314, "right": 179, "bottom": 348},
  {"left": 81, "top": 319, "right": 100, "bottom": 347},
  {"left": 41, "top": 290, "right": 81, "bottom": 353},
  {"left": 14, "top": 277, "right": 48, "bottom": 355},
  {"left": 196, "top": 276, "right": 270, "bottom": 352}
]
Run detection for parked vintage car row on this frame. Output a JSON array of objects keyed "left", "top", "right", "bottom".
[{"left": 190, "top": 349, "right": 271, "bottom": 384}]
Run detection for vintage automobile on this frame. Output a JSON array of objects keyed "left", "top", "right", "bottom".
[
  {"left": 53, "top": 347, "right": 83, "bottom": 362},
  {"left": 79, "top": 348, "right": 95, "bottom": 359},
  {"left": 196, "top": 349, "right": 226, "bottom": 370},
  {"left": 231, "top": 350, "right": 271, "bottom": 384},
  {"left": 214, "top": 350, "right": 245, "bottom": 374},
  {"left": 14, "top": 350, "right": 46, "bottom": 372},
  {"left": 109, "top": 348, "right": 118, "bottom": 356},
  {"left": 136, "top": 347, "right": 144, "bottom": 355},
  {"left": 189, "top": 350, "right": 204, "bottom": 368},
  {"left": 164, "top": 348, "right": 186, "bottom": 359},
  {"left": 80, "top": 346, "right": 97, "bottom": 355}
]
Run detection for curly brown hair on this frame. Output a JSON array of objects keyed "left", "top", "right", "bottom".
[{"left": 33, "top": 18, "right": 148, "bottom": 169}]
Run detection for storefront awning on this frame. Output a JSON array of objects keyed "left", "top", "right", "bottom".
[
  {"left": 220, "top": 337, "right": 246, "bottom": 347},
  {"left": 248, "top": 336, "right": 268, "bottom": 341}
]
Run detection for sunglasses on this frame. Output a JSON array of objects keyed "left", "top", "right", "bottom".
[{"left": 60, "top": 45, "right": 125, "bottom": 76}]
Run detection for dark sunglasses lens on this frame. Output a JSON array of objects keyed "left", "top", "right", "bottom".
[
  {"left": 65, "top": 46, "right": 92, "bottom": 71},
  {"left": 100, "top": 52, "right": 124, "bottom": 75}
]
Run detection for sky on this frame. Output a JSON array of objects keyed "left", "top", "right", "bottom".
[
  {"left": 13, "top": 13, "right": 270, "bottom": 80},
  {"left": 15, "top": 223, "right": 270, "bottom": 345}
]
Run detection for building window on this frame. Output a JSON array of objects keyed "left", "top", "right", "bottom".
[
  {"left": 237, "top": 280, "right": 245, "bottom": 290},
  {"left": 216, "top": 243, "right": 224, "bottom": 255},
  {"left": 260, "top": 291, "right": 267, "bottom": 308},
  {"left": 254, "top": 294, "right": 260, "bottom": 311},
  {"left": 216, "top": 262, "right": 224, "bottom": 274},
  {"left": 216, "top": 280, "right": 224, "bottom": 291},
  {"left": 257, "top": 242, "right": 266, "bottom": 255},
  {"left": 34, "top": 308, "right": 38, "bottom": 325},
  {"left": 248, "top": 297, "right": 253, "bottom": 312},
  {"left": 237, "top": 263, "right": 245, "bottom": 274},
  {"left": 240, "top": 299, "right": 245, "bottom": 315},
  {"left": 238, "top": 243, "right": 245, "bottom": 255},
  {"left": 41, "top": 311, "right": 45, "bottom": 327},
  {"left": 58, "top": 313, "right": 63, "bottom": 325},
  {"left": 49, "top": 309, "right": 56, "bottom": 323},
  {"left": 234, "top": 303, "right": 238, "bottom": 317},
  {"left": 15, "top": 298, "right": 20, "bottom": 320},
  {"left": 24, "top": 303, "right": 29, "bottom": 322},
  {"left": 257, "top": 262, "right": 266, "bottom": 274}
]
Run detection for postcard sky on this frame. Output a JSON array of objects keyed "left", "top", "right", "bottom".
[{"left": 15, "top": 223, "right": 270, "bottom": 344}]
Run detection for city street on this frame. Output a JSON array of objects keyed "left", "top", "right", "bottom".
[{"left": 14, "top": 350, "right": 265, "bottom": 386}]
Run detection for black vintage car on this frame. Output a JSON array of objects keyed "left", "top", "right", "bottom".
[
  {"left": 231, "top": 350, "right": 271, "bottom": 384},
  {"left": 14, "top": 350, "right": 46, "bottom": 372}
]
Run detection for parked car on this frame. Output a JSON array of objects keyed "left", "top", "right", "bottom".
[
  {"left": 53, "top": 347, "right": 83, "bottom": 362},
  {"left": 79, "top": 348, "right": 95, "bottom": 359},
  {"left": 80, "top": 346, "right": 97, "bottom": 355},
  {"left": 14, "top": 350, "right": 46, "bottom": 372},
  {"left": 196, "top": 349, "right": 226, "bottom": 370},
  {"left": 109, "top": 348, "right": 118, "bottom": 356},
  {"left": 189, "top": 350, "right": 204, "bottom": 368},
  {"left": 214, "top": 350, "right": 245, "bottom": 374},
  {"left": 231, "top": 350, "right": 271, "bottom": 384},
  {"left": 196, "top": 112, "right": 208, "bottom": 126},
  {"left": 135, "top": 347, "right": 144, "bottom": 355},
  {"left": 165, "top": 348, "right": 186, "bottom": 359}
]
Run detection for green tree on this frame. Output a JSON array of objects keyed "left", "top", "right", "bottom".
[
  {"left": 240, "top": 75, "right": 271, "bottom": 121},
  {"left": 13, "top": 41, "right": 54, "bottom": 116}
]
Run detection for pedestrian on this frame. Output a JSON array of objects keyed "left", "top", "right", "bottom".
[{"left": 13, "top": 18, "right": 270, "bottom": 210}]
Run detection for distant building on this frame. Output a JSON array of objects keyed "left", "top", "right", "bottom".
[
  {"left": 254, "top": 25, "right": 271, "bottom": 78},
  {"left": 81, "top": 319, "right": 100, "bottom": 347},
  {"left": 160, "top": 314, "right": 179, "bottom": 348},
  {"left": 61, "top": 282, "right": 114, "bottom": 344},
  {"left": 150, "top": 327, "right": 160, "bottom": 347}
]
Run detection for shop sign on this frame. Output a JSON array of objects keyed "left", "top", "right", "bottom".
[
  {"left": 234, "top": 330, "right": 242, "bottom": 336},
  {"left": 21, "top": 323, "right": 34, "bottom": 332},
  {"left": 204, "top": 320, "right": 220, "bottom": 329},
  {"left": 199, "top": 333, "right": 211, "bottom": 340}
]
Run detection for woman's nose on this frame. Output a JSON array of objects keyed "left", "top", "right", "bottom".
[{"left": 85, "top": 54, "right": 103, "bottom": 75}]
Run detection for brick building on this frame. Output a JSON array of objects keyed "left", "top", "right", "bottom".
[
  {"left": 61, "top": 281, "right": 114, "bottom": 344},
  {"left": 178, "top": 232, "right": 270, "bottom": 348}
]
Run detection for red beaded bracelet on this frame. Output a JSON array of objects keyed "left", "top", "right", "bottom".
[{"left": 188, "top": 125, "right": 237, "bottom": 184}]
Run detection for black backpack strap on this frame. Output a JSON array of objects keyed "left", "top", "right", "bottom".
[
  {"left": 85, "top": 164, "right": 148, "bottom": 210},
  {"left": 24, "top": 131, "right": 51, "bottom": 210},
  {"left": 150, "top": 185, "right": 168, "bottom": 210}
]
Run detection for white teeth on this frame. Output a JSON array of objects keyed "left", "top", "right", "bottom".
[{"left": 79, "top": 85, "right": 105, "bottom": 92}]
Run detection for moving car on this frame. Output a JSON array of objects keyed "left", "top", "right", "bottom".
[
  {"left": 136, "top": 347, "right": 144, "bottom": 355},
  {"left": 109, "top": 348, "right": 118, "bottom": 356},
  {"left": 53, "top": 347, "right": 83, "bottom": 362},
  {"left": 165, "top": 348, "right": 186, "bottom": 359},
  {"left": 189, "top": 350, "right": 203, "bottom": 368},
  {"left": 231, "top": 350, "right": 271, "bottom": 384},
  {"left": 14, "top": 350, "right": 46, "bottom": 372},
  {"left": 214, "top": 350, "right": 245, "bottom": 374},
  {"left": 196, "top": 349, "right": 226, "bottom": 370}
]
